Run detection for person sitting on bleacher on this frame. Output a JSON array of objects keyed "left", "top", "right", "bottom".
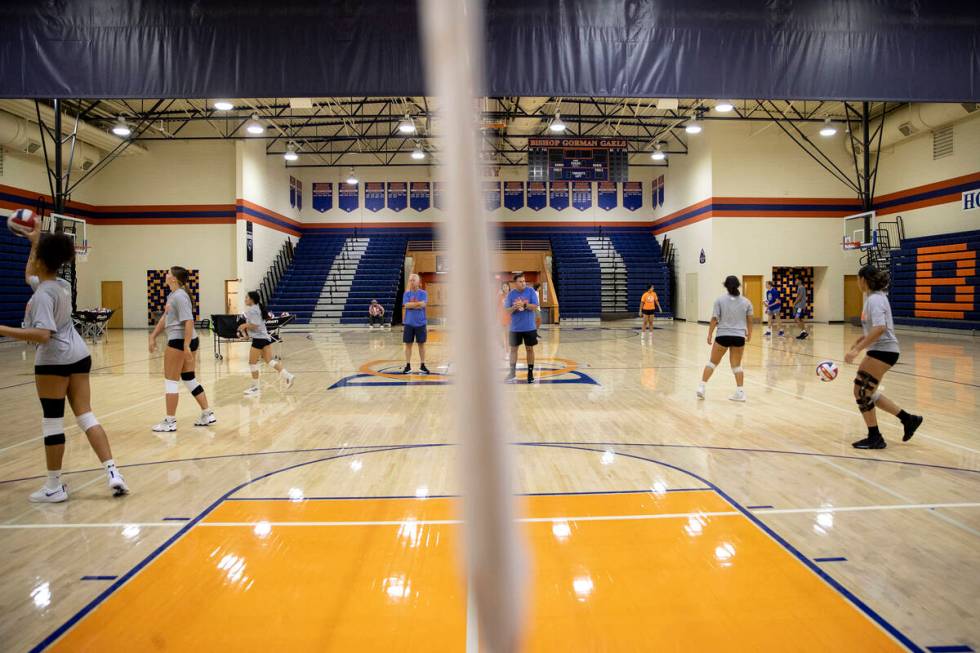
[{"left": 368, "top": 299, "right": 385, "bottom": 328}]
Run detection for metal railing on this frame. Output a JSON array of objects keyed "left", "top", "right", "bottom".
[
  {"left": 407, "top": 239, "right": 550, "bottom": 252},
  {"left": 258, "top": 239, "right": 295, "bottom": 306}
]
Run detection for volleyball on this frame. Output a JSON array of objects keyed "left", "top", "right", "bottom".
[
  {"left": 816, "top": 360, "right": 839, "bottom": 382},
  {"left": 6, "top": 209, "right": 36, "bottom": 237}
]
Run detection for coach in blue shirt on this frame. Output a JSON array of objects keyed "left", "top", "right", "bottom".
[
  {"left": 505, "top": 272, "right": 540, "bottom": 383},
  {"left": 402, "top": 273, "right": 429, "bottom": 375}
]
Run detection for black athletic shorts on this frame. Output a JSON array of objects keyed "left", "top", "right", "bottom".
[
  {"left": 167, "top": 337, "right": 200, "bottom": 352},
  {"left": 642, "top": 309, "right": 656, "bottom": 316},
  {"left": 866, "top": 350, "right": 900, "bottom": 366},
  {"left": 35, "top": 356, "right": 93, "bottom": 377},
  {"left": 402, "top": 324, "right": 428, "bottom": 344},
  {"left": 251, "top": 338, "right": 272, "bottom": 350},
  {"left": 715, "top": 335, "right": 746, "bottom": 348},
  {"left": 509, "top": 330, "right": 538, "bottom": 347}
]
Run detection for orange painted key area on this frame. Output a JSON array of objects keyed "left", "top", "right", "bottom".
[{"left": 50, "top": 492, "right": 904, "bottom": 652}]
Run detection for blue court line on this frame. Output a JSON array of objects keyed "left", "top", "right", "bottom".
[
  {"left": 79, "top": 576, "right": 117, "bottom": 581},
  {"left": 813, "top": 557, "right": 848, "bottom": 563},
  {"left": 747, "top": 505, "right": 775, "bottom": 509},
  {"left": 328, "top": 370, "right": 599, "bottom": 389},
  {"left": 927, "top": 646, "right": 975, "bottom": 652},
  {"left": 224, "top": 487, "right": 711, "bottom": 501},
  {"left": 161, "top": 517, "right": 191, "bottom": 521}
]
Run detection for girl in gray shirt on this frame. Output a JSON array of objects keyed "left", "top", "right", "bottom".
[
  {"left": 149, "top": 266, "right": 215, "bottom": 431},
  {"left": 0, "top": 225, "right": 127, "bottom": 502},
  {"left": 844, "top": 265, "right": 922, "bottom": 449},
  {"left": 698, "top": 276, "right": 753, "bottom": 402},
  {"left": 237, "top": 291, "right": 294, "bottom": 396}
]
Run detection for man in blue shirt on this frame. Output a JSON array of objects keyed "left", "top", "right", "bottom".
[
  {"left": 764, "top": 280, "right": 783, "bottom": 337},
  {"left": 505, "top": 273, "right": 540, "bottom": 383},
  {"left": 402, "top": 273, "right": 429, "bottom": 375}
]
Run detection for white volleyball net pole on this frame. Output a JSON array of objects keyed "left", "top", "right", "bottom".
[{"left": 420, "top": 0, "right": 527, "bottom": 650}]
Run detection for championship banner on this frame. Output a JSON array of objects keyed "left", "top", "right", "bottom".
[
  {"left": 549, "top": 181, "right": 570, "bottom": 211},
  {"left": 246, "top": 220, "right": 253, "bottom": 262},
  {"left": 652, "top": 176, "right": 661, "bottom": 209},
  {"left": 658, "top": 174, "right": 665, "bottom": 207},
  {"left": 571, "top": 181, "right": 592, "bottom": 211},
  {"left": 597, "top": 181, "right": 617, "bottom": 211},
  {"left": 623, "top": 181, "right": 642, "bottom": 212},
  {"left": 339, "top": 183, "right": 359, "bottom": 213},
  {"left": 364, "top": 182, "right": 385, "bottom": 212},
  {"left": 483, "top": 181, "right": 501, "bottom": 211},
  {"left": 312, "top": 182, "right": 333, "bottom": 213},
  {"left": 527, "top": 181, "right": 547, "bottom": 211},
  {"left": 433, "top": 181, "right": 445, "bottom": 210},
  {"left": 296, "top": 179, "right": 303, "bottom": 211},
  {"left": 410, "top": 181, "right": 431, "bottom": 212},
  {"left": 503, "top": 181, "right": 524, "bottom": 211},
  {"left": 289, "top": 176, "right": 296, "bottom": 208},
  {"left": 387, "top": 181, "right": 408, "bottom": 212}
]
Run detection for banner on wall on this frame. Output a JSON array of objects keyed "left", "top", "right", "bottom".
[
  {"left": 483, "top": 181, "right": 501, "bottom": 211},
  {"left": 289, "top": 176, "right": 296, "bottom": 208},
  {"left": 246, "top": 220, "right": 253, "bottom": 262},
  {"left": 623, "top": 181, "right": 642, "bottom": 211},
  {"left": 433, "top": 181, "right": 445, "bottom": 210},
  {"left": 296, "top": 179, "right": 302, "bottom": 211},
  {"left": 658, "top": 174, "right": 665, "bottom": 207},
  {"left": 410, "top": 182, "right": 430, "bottom": 212},
  {"left": 503, "top": 181, "right": 524, "bottom": 211},
  {"left": 312, "top": 182, "right": 333, "bottom": 213},
  {"left": 652, "top": 176, "right": 661, "bottom": 209},
  {"left": 549, "top": 181, "right": 570, "bottom": 211},
  {"left": 339, "top": 183, "right": 359, "bottom": 213},
  {"left": 364, "top": 182, "right": 385, "bottom": 212},
  {"left": 571, "top": 181, "right": 592, "bottom": 211},
  {"left": 527, "top": 181, "right": 547, "bottom": 211},
  {"left": 597, "top": 181, "right": 617, "bottom": 211},
  {"left": 387, "top": 181, "right": 407, "bottom": 212}
]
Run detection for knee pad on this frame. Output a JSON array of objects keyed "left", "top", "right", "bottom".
[
  {"left": 180, "top": 371, "right": 196, "bottom": 381},
  {"left": 249, "top": 364, "right": 260, "bottom": 373},
  {"left": 43, "top": 433, "right": 66, "bottom": 446},
  {"left": 705, "top": 362, "right": 716, "bottom": 370},
  {"left": 183, "top": 377, "right": 203, "bottom": 396},
  {"left": 40, "top": 399, "right": 65, "bottom": 445},
  {"left": 40, "top": 397, "right": 65, "bottom": 418},
  {"left": 732, "top": 366, "right": 743, "bottom": 375},
  {"left": 165, "top": 379, "right": 180, "bottom": 394},
  {"left": 853, "top": 370, "right": 879, "bottom": 412},
  {"left": 76, "top": 412, "right": 100, "bottom": 432}
]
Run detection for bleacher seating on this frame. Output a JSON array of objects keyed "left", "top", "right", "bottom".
[
  {"left": 608, "top": 233, "right": 673, "bottom": 316},
  {"left": 268, "top": 234, "right": 347, "bottom": 324},
  {"left": 0, "top": 227, "right": 31, "bottom": 327},
  {"left": 550, "top": 234, "right": 602, "bottom": 319},
  {"left": 889, "top": 228, "right": 979, "bottom": 330},
  {"left": 340, "top": 235, "right": 407, "bottom": 324}
]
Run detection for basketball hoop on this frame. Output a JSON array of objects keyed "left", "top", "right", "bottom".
[
  {"left": 841, "top": 238, "right": 862, "bottom": 251},
  {"left": 76, "top": 244, "right": 91, "bottom": 263}
]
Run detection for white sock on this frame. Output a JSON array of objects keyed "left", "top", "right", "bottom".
[
  {"left": 45, "top": 471, "right": 62, "bottom": 490},
  {"left": 251, "top": 378, "right": 260, "bottom": 389},
  {"left": 103, "top": 459, "right": 116, "bottom": 472},
  {"left": 165, "top": 415, "right": 176, "bottom": 422}
]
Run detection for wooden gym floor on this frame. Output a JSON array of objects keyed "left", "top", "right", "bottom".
[{"left": 0, "top": 321, "right": 977, "bottom": 652}]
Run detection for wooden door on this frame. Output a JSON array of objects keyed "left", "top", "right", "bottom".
[
  {"left": 100, "top": 281, "right": 123, "bottom": 328},
  {"left": 225, "top": 280, "right": 240, "bottom": 314},
  {"left": 742, "top": 275, "right": 763, "bottom": 323},
  {"left": 844, "top": 275, "right": 862, "bottom": 323}
]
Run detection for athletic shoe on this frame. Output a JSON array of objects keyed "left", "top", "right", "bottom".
[
  {"left": 527, "top": 373, "right": 535, "bottom": 384},
  {"left": 852, "top": 436, "right": 886, "bottom": 449},
  {"left": 107, "top": 468, "right": 129, "bottom": 496},
  {"left": 420, "top": 364, "right": 430, "bottom": 375},
  {"left": 194, "top": 411, "right": 217, "bottom": 427},
  {"left": 764, "top": 331, "right": 771, "bottom": 336},
  {"left": 29, "top": 484, "right": 68, "bottom": 503},
  {"left": 901, "top": 414, "right": 923, "bottom": 442},
  {"left": 778, "top": 331, "right": 784, "bottom": 337},
  {"left": 505, "top": 370, "right": 516, "bottom": 382},
  {"left": 243, "top": 386, "right": 261, "bottom": 397},
  {"left": 282, "top": 372, "right": 295, "bottom": 389},
  {"left": 796, "top": 331, "right": 809, "bottom": 340},
  {"left": 403, "top": 364, "right": 412, "bottom": 375},
  {"left": 729, "top": 389, "right": 746, "bottom": 402},
  {"left": 152, "top": 418, "right": 177, "bottom": 433},
  {"left": 696, "top": 383, "right": 705, "bottom": 399}
]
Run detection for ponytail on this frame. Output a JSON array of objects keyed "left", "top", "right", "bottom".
[
  {"left": 723, "top": 275, "right": 741, "bottom": 296},
  {"left": 858, "top": 265, "right": 889, "bottom": 292},
  {"left": 247, "top": 290, "right": 269, "bottom": 320}
]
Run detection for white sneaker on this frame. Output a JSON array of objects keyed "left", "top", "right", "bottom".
[
  {"left": 243, "top": 386, "right": 261, "bottom": 397},
  {"left": 29, "top": 484, "right": 68, "bottom": 503},
  {"left": 696, "top": 384, "right": 706, "bottom": 399},
  {"left": 152, "top": 418, "right": 177, "bottom": 432},
  {"left": 107, "top": 468, "right": 129, "bottom": 496},
  {"left": 194, "top": 411, "right": 217, "bottom": 427},
  {"left": 282, "top": 372, "right": 295, "bottom": 389},
  {"left": 729, "top": 389, "right": 747, "bottom": 402}
]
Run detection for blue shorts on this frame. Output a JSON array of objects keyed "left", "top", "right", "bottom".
[
  {"left": 794, "top": 306, "right": 806, "bottom": 318},
  {"left": 767, "top": 304, "right": 782, "bottom": 315},
  {"left": 402, "top": 324, "right": 428, "bottom": 344}
]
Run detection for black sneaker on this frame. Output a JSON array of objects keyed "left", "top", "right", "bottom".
[
  {"left": 419, "top": 364, "right": 430, "bottom": 375},
  {"left": 403, "top": 364, "right": 412, "bottom": 374},
  {"left": 902, "top": 414, "right": 923, "bottom": 442},
  {"left": 527, "top": 374, "right": 535, "bottom": 384},
  {"left": 796, "top": 331, "right": 809, "bottom": 340},
  {"left": 505, "top": 370, "right": 516, "bottom": 381},
  {"left": 852, "top": 436, "right": 887, "bottom": 449}
]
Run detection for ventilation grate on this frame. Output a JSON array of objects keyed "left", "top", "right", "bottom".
[
  {"left": 932, "top": 126, "right": 953, "bottom": 160},
  {"left": 0, "top": 145, "right": 4, "bottom": 176}
]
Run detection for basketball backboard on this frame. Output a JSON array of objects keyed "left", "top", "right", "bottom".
[
  {"left": 43, "top": 213, "right": 89, "bottom": 261},
  {"left": 841, "top": 210, "right": 877, "bottom": 251}
]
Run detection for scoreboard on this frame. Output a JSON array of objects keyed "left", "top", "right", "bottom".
[{"left": 528, "top": 138, "right": 629, "bottom": 183}]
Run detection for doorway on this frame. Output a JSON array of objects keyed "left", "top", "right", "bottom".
[
  {"left": 685, "top": 273, "right": 698, "bottom": 322},
  {"left": 225, "top": 280, "right": 240, "bottom": 314},
  {"left": 100, "top": 281, "right": 123, "bottom": 328},
  {"left": 742, "top": 275, "right": 763, "bottom": 323},
  {"left": 844, "top": 275, "right": 862, "bottom": 324}
]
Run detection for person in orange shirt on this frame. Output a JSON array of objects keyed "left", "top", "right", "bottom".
[{"left": 639, "top": 284, "right": 663, "bottom": 333}]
